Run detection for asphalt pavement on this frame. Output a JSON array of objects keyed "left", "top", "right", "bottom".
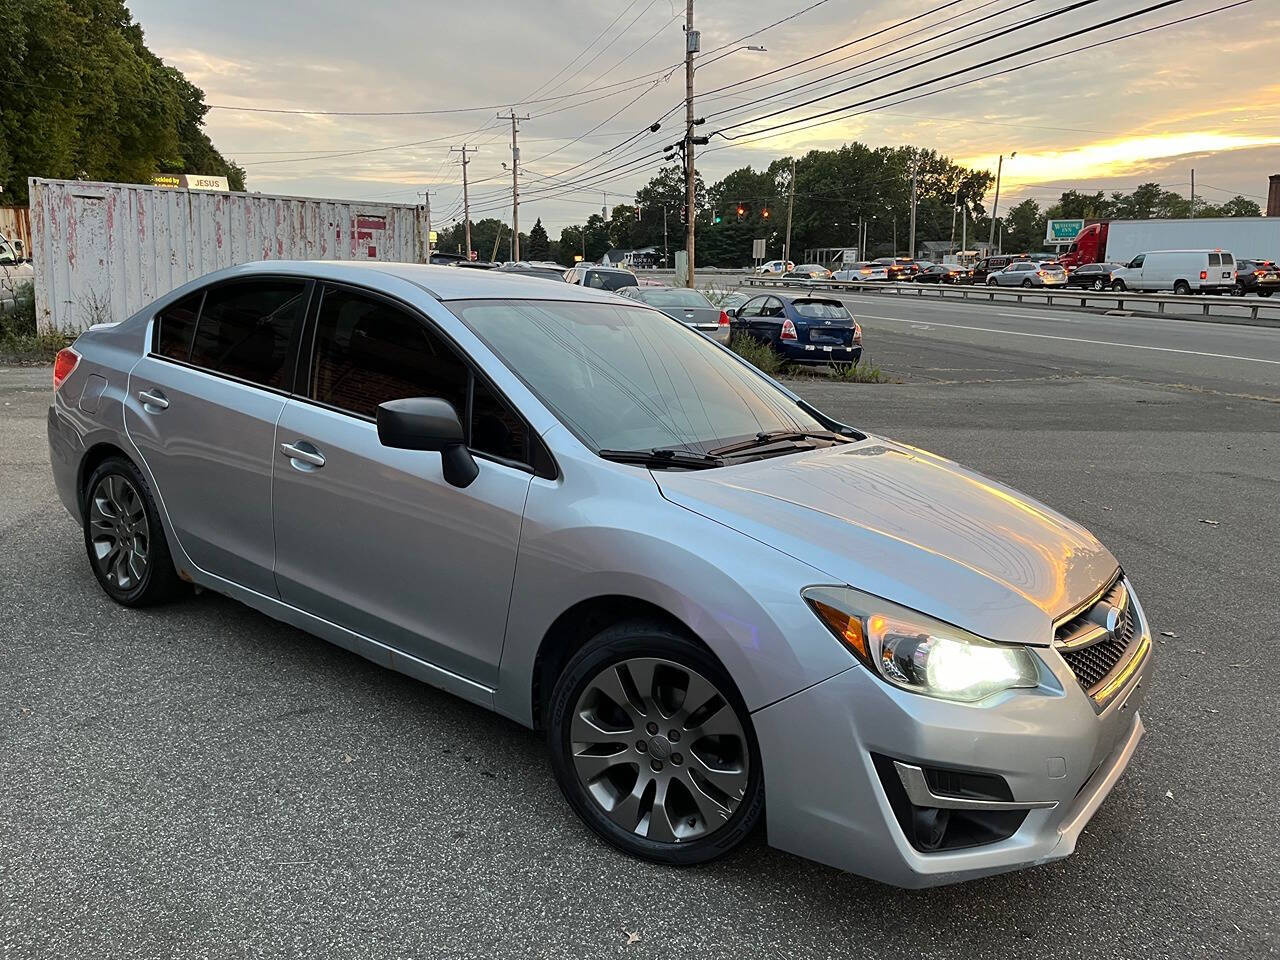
[{"left": 2, "top": 302, "right": 1278, "bottom": 959}]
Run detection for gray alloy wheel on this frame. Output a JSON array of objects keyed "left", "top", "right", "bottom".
[
  {"left": 1174, "top": 280, "right": 1191, "bottom": 296},
  {"left": 569, "top": 657, "right": 749, "bottom": 843},
  {"left": 1093, "top": 278, "right": 1105, "bottom": 290},
  {"left": 1021, "top": 278, "right": 1034, "bottom": 287},
  {"left": 88, "top": 474, "right": 150, "bottom": 591}
]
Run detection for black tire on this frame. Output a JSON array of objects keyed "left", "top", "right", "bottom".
[
  {"left": 1230, "top": 282, "right": 1245, "bottom": 297},
  {"left": 1021, "top": 278, "right": 1033, "bottom": 288},
  {"left": 546, "top": 620, "right": 765, "bottom": 866},
  {"left": 1092, "top": 278, "right": 1105, "bottom": 290},
  {"left": 1173, "top": 280, "right": 1191, "bottom": 296},
  {"left": 82, "top": 456, "right": 184, "bottom": 606},
  {"left": 986, "top": 277, "right": 998, "bottom": 286},
  {"left": 1111, "top": 280, "right": 1126, "bottom": 292},
  {"left": 1261, "top": 290, "right": 1273, "bottom": 298}
]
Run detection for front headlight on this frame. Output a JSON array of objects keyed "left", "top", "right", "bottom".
[{"left": 802, "top": 585, "right": 1039, "bottom": 703}]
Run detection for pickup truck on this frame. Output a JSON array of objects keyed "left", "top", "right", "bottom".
[{"left": 1, "top": 235, "right": 35, "bottom": 315}]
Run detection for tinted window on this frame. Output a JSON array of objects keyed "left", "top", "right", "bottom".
[
  {"left": 1208, "top": 253, "right": 1221, "bottom": 266},
  {"left": 451, "top": 299, "right": 826, "bottom": 454},
  {"left": 793, "top": 300, "right": 849, "bottom": 320},
  {"left": 640, "top": 289, "right": 711, "bottom": 308},
  {"left": 586, "top": 270, "right": 637, "bottom": 291},
  {"left": 154, "top": 291, "right": 203, "bottom": 362},
  {"left": 309, "top": 287, "right": 467, "bottom": 419},
  {"left": 470, "top": 377, "right": 527, "bottom": 463},
  {"left": 189, "top": 280, "right": 306, "bottom": 388}
]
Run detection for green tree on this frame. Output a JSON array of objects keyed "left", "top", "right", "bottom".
[
  {"left": 1002, "top": 198, "right": 1047, "bottom": 253},
  {"left": 527, "top": 218, "right": 550, "bottom": 260}
]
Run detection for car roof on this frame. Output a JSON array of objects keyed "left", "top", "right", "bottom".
[
  {"left": 188, "top": 259, "right": 624, "bottom": 304},
  {"left": 752, "top": 291, "right": 845, "bottom": 304}
]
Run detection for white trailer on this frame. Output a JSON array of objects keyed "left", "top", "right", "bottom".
[
  {"left": 29, "top": 178, "right": 429, "bottom": 332},
  {"left": 1104, "top": 217, "right": 1280, "bottom": 265}
]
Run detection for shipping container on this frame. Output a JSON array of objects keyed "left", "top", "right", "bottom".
[{"left": 29, "top": 178, "right": 428, "bottom": 332}]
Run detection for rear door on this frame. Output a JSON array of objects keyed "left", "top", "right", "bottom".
[
  {"left": 271, "top": 283, "right": 534, "bottom": 686},
  {"left": 125, "top": 277, "right": 311, "bottom": 594}
]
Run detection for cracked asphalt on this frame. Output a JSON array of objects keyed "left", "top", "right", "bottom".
[{"left": 2, "top": 300, "right": 1277, "bottom": 959}]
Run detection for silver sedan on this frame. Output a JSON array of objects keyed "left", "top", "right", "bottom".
[
  {"left": 47, "top": 260, "right": 1152, "bottom": 887},
  {"left": 987, "top": 260, "right": 1069, "bottom": 287}
]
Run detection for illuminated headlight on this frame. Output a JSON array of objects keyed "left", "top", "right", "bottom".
[{"left": 803, "top": 585, "right": 1040, "bottom": 703}]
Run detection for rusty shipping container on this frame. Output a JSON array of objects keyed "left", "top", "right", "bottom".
[{"left": 29, "top": 178, "right": 428, "bottom": 332}]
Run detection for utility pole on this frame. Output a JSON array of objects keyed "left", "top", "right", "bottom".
[
  {"left": 783, "top": 156, "right": 797, "bottom": 267},
  {"left": 961, "top": 203, "right": 967, "bottom": 254},
  {"left": 949, "top": 187, "right": 960, "bottom": 255},
  {"left": 663, "top": 206, "right": 669, "bottom": 268},
  {"left": 450, "top": 144, "right": 475, "bottom": 260},
  {"left": 1190, "top": 167, "right": 1196, "bottom": 218},
  {"left": 684, "top": 0, "right": 697, "bottom": 288},
  {"left": 497, "top": 112, "right": 529, "bottom": 261},
  {"left": 418, "top": 190, "right": 433, "bottom": 263},
  {"left": 989, "top": 151, "right": 1015, "bottom": 248},
  {"left": 893, "top": 217, "right": 897, "bottom": 258},
  {"left": 908, "top": 156, "right": 918, "bottom": 261}
]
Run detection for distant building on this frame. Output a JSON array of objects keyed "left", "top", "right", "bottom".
[{"left": 601, "top": 246, "right": 662, "bottom": 268}]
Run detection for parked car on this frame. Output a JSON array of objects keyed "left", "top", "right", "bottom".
[
  {"left": 617, "top": 285, "right": 730, "bottom": 343},
  {"left": 0, "top": 234, "right": 34, "bottom": 315},
  {"left": 754, "top": 259, "right": 795, "bottom": 275},
  {"left": 832, "top": 261, "right": 889, "bottom": 282},
  {"left": 1066, "top": 262, "right": 1123, "bottom": 290},
  {"left": 1109, "top": 249, "right": 1235, "bottom": 294},
  {"left": 48, "top": 260, "right": 1152, "bottom": 888},
  {"left": 784, "top": 263, "right": 834, "bottom": 280},
  {"left": 563, "top": 264, "right": 638, "bottom": 292},
  {"left": 495, "top": 262, "right": 567, "bottom": 282},
  {"left": 729, "top": 293, "right": 863, "bottom": 364},
  {"left": 873, "top": 257, "right": 919, "bottom": 282},
  {"left": 717, "top": 290, "right": 751, "bottom": 313},
  {"left": 915, "top": 263, "right": 973, "bottom": 285},
  {"left": 971, "top": 254, "right": 1029, "bottom": 283},
  {"left": 1229, "top": 259, "right": 1278, "bottom": 297},
  {"left": 987, "top": 261, "right": 1068, "bottom": 287}
]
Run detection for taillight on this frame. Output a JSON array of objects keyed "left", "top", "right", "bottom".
[
  {"left": 718, "top": 310, "right": 730, "bottom": 326},
  {"left": 853, "top": 323, "right": 863, "bottom": 345},
  {"left": 52, "top": 347, "right": 80, "bottom": 391},
  {"left": 780, "top": 318, "right": 798, "bottom": 341},
  {"left": 1037, "top": 270, "right": 1047, "bottom": 278},
  {"left": 1200, "top": 270, "right": 1208, "bottom": 280}
]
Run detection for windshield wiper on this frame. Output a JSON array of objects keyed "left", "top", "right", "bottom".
[
  {"left": 597, "top": 447, "right": 725, "bottom": 470},
  {"left": 708, "top": 430, "right": 846, "bottom": 458}
]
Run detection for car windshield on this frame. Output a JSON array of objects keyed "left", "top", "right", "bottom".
[
  {"left": 792, "top": 300, "right": 849, "bottom": 319},
  {"left": 639, "top": 288, "right": 711, "bottom": 308},
  {"left": 586, "top": 270, "right": 637, "bottom": 291},
  {"left": 448, "top": 298, "right": 826, "bottom": 455}
]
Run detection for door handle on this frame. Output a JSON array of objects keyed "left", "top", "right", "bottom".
[
  {"left": 280, "top": 441, "right": 326, "bottom": 468},
  {"left": 138, "top": 389, "right": 169, "bottom": 410}
]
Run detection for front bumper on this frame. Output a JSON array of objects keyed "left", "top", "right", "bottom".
[{"left": 753, "top": 595, "right": 1152, "bottom": 887}]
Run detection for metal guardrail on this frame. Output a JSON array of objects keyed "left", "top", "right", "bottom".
[{"left": 738, "top": 275, "right": 1280, "bottom": 323}]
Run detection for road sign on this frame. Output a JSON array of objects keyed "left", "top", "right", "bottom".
[
  {"left": 752, "top": 238, "right": 766, "bottom": 259},
  {"left": 1046, "top": 219, "right": 1084, "bottom": 242},
  {"left": 428, "top": 230, "right": 438, "bottom": 243}
]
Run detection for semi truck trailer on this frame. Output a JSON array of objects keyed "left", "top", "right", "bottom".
[{"left": 1059, "top": 217, "right": 1280, "bottom": 269}]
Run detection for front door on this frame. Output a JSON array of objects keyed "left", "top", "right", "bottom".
[
  {"left": 125, "top": 277, "right": 310, "bottom": 595},
  {"left": 271, "top": 284, "right": 533, "bottom": 686}
]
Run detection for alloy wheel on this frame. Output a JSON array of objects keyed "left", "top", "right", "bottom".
[
  {"left": 569, "top": 657, "right": 750, "bottom": 843},
  {"left": 88, "top": 474, "right": 150, "bottom": 591}
]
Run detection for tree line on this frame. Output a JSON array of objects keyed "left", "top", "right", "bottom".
[{"left": 0, "top": 0, "right": 245, "bottom": 204}]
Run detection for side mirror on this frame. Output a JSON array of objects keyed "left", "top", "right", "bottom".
[
  {"left": 724, "top": 306, "right": 738, "bottom": 318},
  {"left": 376, "top": 397, "right": 479, "bottom": 488}
]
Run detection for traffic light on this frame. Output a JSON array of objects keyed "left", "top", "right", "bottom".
[
  {"left": 713, "top": 210, "right": 722, "bottom": 224},
  {"left": 736, "top": 204, "right": 745, "bottom": 220},
  {"left": 762, "top": 208, "right": 771, "bottom": 219}
]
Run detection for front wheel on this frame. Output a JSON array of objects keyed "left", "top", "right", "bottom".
[
  {"left": 547, "top": 622, "right": 764, "bottom": 866},
  {"left": 83, "top": 457, "right": 184, "bottom": 606},
  {"left": 986, "top": 277, "right": 998, "bottom": 286},
  {"left": 1111, "top": 280, "right": 1127, "bottom": 292}
]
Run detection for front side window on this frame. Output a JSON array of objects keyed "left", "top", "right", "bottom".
[
  {"left": 188, "top": 279, "right": 307, "bottom": 389},
  {"left": 1130, "top": 255, "right": 1145, "bottom": 268},
  {"left": 309, "top": 286, "right": 468, "bottom": 419},
  {"left": 448, "top": 298, "right": 827, "bottom": 455},
  {"left": 739, "top": 298, "right": 764, "bottom": 318}
]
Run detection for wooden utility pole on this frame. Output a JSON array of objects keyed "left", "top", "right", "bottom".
[
  {"left": 450, "top": 144, "right": 476, "bottom": 260},
  {"left": 783, "top": 156, "right": 796, "bottom": 267},
  {"left": 684, "top": 0, "right": 696, "bottom": 288},
  {"left": 1190, "top": 167, "right": 1196, "bottom": 218},
  {"left": 908, "top": 154, "right": 919, "bottom": 260},
  {"left": 498, "top": 111, "right": 530, "bottom": 260},
  {"left": 419, "top": 190, "right": 433, "bottom": 263}
]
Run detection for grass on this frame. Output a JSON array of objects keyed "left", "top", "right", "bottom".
[
  {"left": 1, "top": 281, "right": 69, "bottom": 364},
  {"left": 728, "top": 333, "right": 785, "bottom": 376},
  {"left": 729, "top": 332, "right": 891, "bottom": 383}
]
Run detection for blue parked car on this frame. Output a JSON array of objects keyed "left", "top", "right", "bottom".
[{"left": 728, "top": 293, "right": 863, "bottom": 364}]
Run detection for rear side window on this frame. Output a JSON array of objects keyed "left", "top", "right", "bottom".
[
  {"left": 154, "top": 291, "right": 203, "bottom": 362},
  {"left": 189, "top": 280, "right": 307, "bottom": 389},
  {"left": 309, "top": 286, "right": 467, "bottom": 419},
  {"left": 1208, "top": 253, "right": 1221, "bottom": 266}
]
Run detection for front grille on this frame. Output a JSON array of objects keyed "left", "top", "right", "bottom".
[{"left": 1054, "top": 577, "right": 1143, "bottom": 704}]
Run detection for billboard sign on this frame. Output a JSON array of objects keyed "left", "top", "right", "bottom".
[
  {"left": 151, "top": 174, "right": 230, "bottom": 191},
  {"left": 1046, "top": 218, "right": 1084, "bottom": 242}
]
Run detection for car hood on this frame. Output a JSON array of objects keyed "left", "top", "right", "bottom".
[{"left": 654, "top": 438, "right": 1117, "bottom": 644}]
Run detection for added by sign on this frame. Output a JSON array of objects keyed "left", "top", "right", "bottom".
[
  {"left": 151, "top": 174, "right": 231, "bottom": 191},
  {"left": 1046, "top": 219, "right": 1084, "bottom": 242}
]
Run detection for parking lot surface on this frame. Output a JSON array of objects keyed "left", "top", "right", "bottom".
[{"left": 2, "top": 304, "right": 1277, "bottom": 958}]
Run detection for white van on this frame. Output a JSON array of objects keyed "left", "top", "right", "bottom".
[{"left": 1110, "top": 249, "right": 1236, "bottom": 294}]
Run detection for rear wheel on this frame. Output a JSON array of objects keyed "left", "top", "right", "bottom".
[
  {"left": 547, "top": 622, "right": 764, "bottom": 866},
  {"left": 1230, "top": 282, "right": 1245, "bottom": 297},
  {"left": 1173, "top": 280, "right": 1191, "bottom": 296},
  {"left": 1092, "top": 278, "right": 1105, "bottom": 290},
  {"left": 1261, "top": 290, "right": 1273, "bottom": 298},
  {"left": 1021, "top": 278, "right": 1033, "bottom": 288},
  {"left": 83, "top": 457, "right": 183, "bottom": 606}
]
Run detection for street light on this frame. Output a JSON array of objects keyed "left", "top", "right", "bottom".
[
  {"left": 695, "top": 44, "right": 768, "bottom": 71},
  {"left": 988, "top": 151, "right": 1016, "bottom": 252}
]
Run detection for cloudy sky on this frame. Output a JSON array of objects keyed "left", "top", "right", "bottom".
[{"left": 129, "top": 0, "right": 1278, "bottom": 233}]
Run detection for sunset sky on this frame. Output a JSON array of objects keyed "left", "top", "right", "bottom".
[{"left": 128, "top": 0, "right": 1279, "bottom": 231}]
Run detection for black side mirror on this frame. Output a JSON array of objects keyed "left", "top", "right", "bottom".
[
  {"left": 376, "top": 397, "right": 479, "bottom": 488},
  {"left": 724, "top": 306, "right": 738, "bottom": 318}
]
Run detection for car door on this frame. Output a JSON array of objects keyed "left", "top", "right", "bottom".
[
  {"left": 271, "top": 283, "right": 534, "bottom": 687},
  {"left": 125, "top": 276, "right": 311, "bottom": 595}
]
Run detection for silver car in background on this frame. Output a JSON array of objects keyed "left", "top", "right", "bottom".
[
  {"left": 617, "top": 285, "right": 730, "bottom": 343},
  {"left": 988, "top": 260, "right": 1069, "bottom": 287},
  {"left": 47, "top": 261, "right": 1152, "bottom": 887}
]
